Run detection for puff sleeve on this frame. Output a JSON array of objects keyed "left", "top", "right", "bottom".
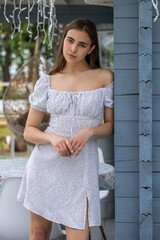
[
  {"left": 104, "top": 82, "right": 114, "bottom": 108},
  {"left": 29, "top": 75, "right": 49, "bottom": 112}
]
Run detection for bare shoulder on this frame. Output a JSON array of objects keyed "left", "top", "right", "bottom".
[
  {"left": 90, "top": 68, "right": 114, "bottom": 87},
  {"left": 99, "top": 68, "right": 114, "bottom": 87}
]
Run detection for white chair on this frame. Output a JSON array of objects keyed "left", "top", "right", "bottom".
[
  {"left": 0, "top": 177, "right": 63, "bottom": 240},
  {"left": 98, "top": 147, "right": 110, "bottom": 199}
]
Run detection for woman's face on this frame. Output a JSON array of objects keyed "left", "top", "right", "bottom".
[{"left": 63, "top": 29, "right": 95, "bottom": 64}]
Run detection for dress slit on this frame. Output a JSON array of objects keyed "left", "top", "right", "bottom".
[{"left": 84, "top": 190, "right": 90, "bottom": 230}]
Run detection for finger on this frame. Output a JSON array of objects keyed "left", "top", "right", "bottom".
[
  {"left": 61, "top": 143, "right": 71, "bottom": 157},
  {"left": 75, "top": 145, "right": 83, "bottom": 157},
  {"left": 70, "top": 139, "right": 79, "bottom": 151},
  {"left": 73, "top": 142, "right": 80, "bottom": 152},
  {"left": 58, "top": 144, "right": 68, "bottom": 156},
  {"left": 65, "top": 139, "right": 74, "bottom": 154},
  {"left": 56, "top": 146, "right": 64, "bottom": 156},
  {"left": 58, "top": 143, "right": 71, "bottom": 157}
]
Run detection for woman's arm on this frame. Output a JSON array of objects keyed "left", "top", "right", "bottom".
[
  {"left": 23, "top": 108, "right": 53, "bottom": 145},
  {"left": 69, "top": 107, "right": 114, "bottom": 157},
  {"left": 88, "top": 69, "right": 114, "bottom": 139},
  {"left": 89, "top": 106, "right": 114, "bottom": 139},
  {"left": 24, "top": 108, "right": 74, "bottom": 156}
]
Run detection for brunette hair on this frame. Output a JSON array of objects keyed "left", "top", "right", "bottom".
[{"left": 49, "top": 18, "right": 100, "bottom": 75}]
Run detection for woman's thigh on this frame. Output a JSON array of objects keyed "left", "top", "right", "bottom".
[
  {"left": 65, "top": 197, "right": 90, "bottom": 240},
  {"left": 30, "top": 211, "right": 52, "bottom": 240}
]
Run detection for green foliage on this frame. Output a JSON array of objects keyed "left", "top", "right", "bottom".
[
  {"left": 0, "top": 125, "right": 11, "bottom": 137},
  {"left": 0, "top": 125, "right": 10, "bottom": 150},
  {"left": 8, "top": 88, "right": 27, "bottom": 100},
  {"left": 101, "top": 41, "right": 114, "bottom": 70},
  {"left": 0, "top": 23, "right": 54, "bottom": 79},
  {"left": 0, "top": 140, "right": 5, "bottom": 150},
  {"left": 105, "top": 42, "right": 114, "bottom": 68}
]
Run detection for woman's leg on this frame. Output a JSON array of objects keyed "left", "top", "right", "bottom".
[
  {"left": 65, "top": 197, "right": 90, "bottom": 240},
  {"left": 30, "top": 211, "right": 52, "bottom": 240}
]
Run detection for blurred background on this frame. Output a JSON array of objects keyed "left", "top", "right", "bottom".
[{"left": 0, "top": 21, "right": 113, "bottom": 157}]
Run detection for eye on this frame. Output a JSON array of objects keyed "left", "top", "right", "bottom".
[
  {"left": 79, "top": 44, "right": 86, "bottom": 48},
  {"left": 67, "top": 39, "right": 73, "bottom": 43}
]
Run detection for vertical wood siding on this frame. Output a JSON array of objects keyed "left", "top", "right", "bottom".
[
  {"left": 139, "top": 1, "right": 152, "bottom": 240},
  {"left": 114, "top": 1, "right": 139, "bottom": 238},
  {"left": 114, "top": 0, "right": 160, "bottom": 239}
]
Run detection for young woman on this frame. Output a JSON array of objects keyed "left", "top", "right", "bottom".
[{"left": 17, "top": 18, "right": 114, "bottom": 240}]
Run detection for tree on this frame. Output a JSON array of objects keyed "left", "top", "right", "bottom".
[{"left": 0, "top": 23, "right": 56, "bottom": 82}]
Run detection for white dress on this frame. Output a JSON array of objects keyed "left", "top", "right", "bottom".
[{"left": 17, "top": 74, "right": 114, "bottom": 230}]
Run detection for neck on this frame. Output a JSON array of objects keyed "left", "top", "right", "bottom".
[{"left": 62, "top": 61, "right": 91, "bottom": 75}]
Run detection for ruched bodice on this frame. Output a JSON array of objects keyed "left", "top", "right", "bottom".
[
  {"left": 17, "top": 74, "right": 114, "bottom": 230},
  {"left": 29, "top": 74, "right": 114, "bottom": 136}
]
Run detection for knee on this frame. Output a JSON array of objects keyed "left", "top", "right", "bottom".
[{"left": 30, "top": 227, "right": 47, "bottom": 240}]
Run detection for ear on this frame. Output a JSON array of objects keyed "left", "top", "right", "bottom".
[{"left": 88, "top": 45, "right": 96, "bottom": 54}]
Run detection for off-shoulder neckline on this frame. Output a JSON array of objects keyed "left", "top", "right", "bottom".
[{"left": 47, "top": 74, "right": 113, "bottom": 94}]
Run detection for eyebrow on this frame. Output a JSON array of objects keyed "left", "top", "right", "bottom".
[{"left": 67, "top": 36, "right": 88, "bottom": 45}]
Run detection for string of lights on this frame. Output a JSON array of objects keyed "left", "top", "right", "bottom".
[{"left": 3, "top": 0, "right": 57, "bottom": 46}]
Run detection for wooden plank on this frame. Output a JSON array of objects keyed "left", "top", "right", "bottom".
[
  {"left": 114, "top": 0, "right": 158, "bottom": 18},
  {"left": 115, "top": 122, "right": 160, "bottom": 146},
  {"left": 115, "top": 223, "right": 139, "bottom": 240},
  {"left": 154, "top": 199, "right": 160, "bottom": 223},
  {"left": 114, "top": 1, "right": 138, "bottom": 18},
  {"left": 115, "top": 198, "right": 139, "bottom": 222},
  {"left": 137, "top": 1, "right": 153, "bottom": 228},
  {"left": 153, "top": 97, "right": 160, "bottom": 120},
  {"left": 154, "top": 224, "right": 160, "bottom": 240},
  {"left": 115, "top": 43, "right": 160, "bottom": 55},
  {"left": 114, "top": 54, "right": 138, "bottom": 70},
  {"left": 116, "top": 223, "right": 160, "bottom": 240},
  {"left": 153, "top": 174, "right": 160, "bottom": 198},
  {"left": 153, "top": 123, "right": 160, "bottom": 145},
  {"left": 114, "top": 18, "right": 160, "bottom": 43},
  {"left": 0, "top": 5, "right": 113, "bottom": 24},
  {"left": 153, "top": 18, "right": 160, "bottom": 42},
  {"left": 114, "top": 52, "right": 160, "bottom": 70},
  {"left": 115, "top": 173, "right": 139, "bottom": 197},
  {"left": 153, "top": 70, "right": 160, "bottom": 94},
  {"left": 115, "top": 147, "right": 139, "bottom": 172},
  {"left": 115, "top": 96, "right": 160, "bottom": 121},
  {"left": 114, "top": 19, "right": 138, "bottom": 43},
  {"left": 114, "top": 43, "right": 138, "bottom": 54},
  {"left": 115, "top": 147, "right": 160, "bottom": 172},
  {"left": 114, "top": 122, "right": 138, "bottom": 146},
  {"left": 116, "top": 198, "right": 160, "bottom": 223},
  {"left": 114, "top": 0, "right": 137, "bottom": 6},
  {"left": 115, "top": 161, "right": 160, "bottom": 173},
  {"left": 114, "top": 69, "right": 160, "bottom": 95},
  {"left": 115, "top": 96, "right": 138, "bottom": 121},
  {"left": 114, "top": 70, "right": 138, "bottom": 95},
  {"left": 153, "top": 147, "right": 160, "bottom": 164},
  {"left": 115, "top": 173, "right": 160, "bottom": 198}
]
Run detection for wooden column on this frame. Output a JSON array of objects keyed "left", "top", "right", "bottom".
[{"left": 139, "top": 1, "right": 152, "bottom": 239}]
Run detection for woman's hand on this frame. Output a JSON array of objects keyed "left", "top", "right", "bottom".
[
  {"left": 69, "top": 128, "right": 93, "bottom": 157},
  {"left": 49, "top": 133, "right": 74, "bottom": 157}
]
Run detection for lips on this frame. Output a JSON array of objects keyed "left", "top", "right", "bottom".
[{"left": 68, "top": 53, "right": 76, "bottom": 58}]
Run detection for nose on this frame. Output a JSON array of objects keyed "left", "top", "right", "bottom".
[{"left": 71, "top": 43, "right": 77, "bottom": 53}]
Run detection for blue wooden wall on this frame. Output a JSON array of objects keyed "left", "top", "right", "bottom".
[{"left": 114, "top": 0, "right": 160, "bottom": 239}]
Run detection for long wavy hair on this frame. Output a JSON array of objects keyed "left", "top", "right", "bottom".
[{"left": 49, "top": 18, "right": 100, "bottom": 75}]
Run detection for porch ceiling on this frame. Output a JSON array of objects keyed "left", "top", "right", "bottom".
[
  {"left": 0, "top": 0, "right": 113, "bottom": 6},
  {"left": 0, "top": 0, "right": 87, "bottom": 5}
]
